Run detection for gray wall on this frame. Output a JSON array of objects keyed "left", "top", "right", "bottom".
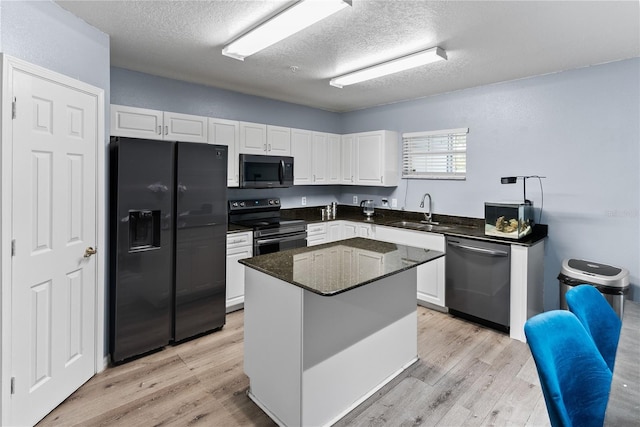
[
  {"left": 112, "top": 59, "right": 640, "bottom": 309},
  {"left": 1, "top": 0, "right": 110, "bottom": 357},
  {"left": 342, "top": 58, "right": 640, "bottom": 308},
  {"left": 111, "top": 67, "right": 341, "bottom": 133},
  {"left": 0, "top": 0, "right": 110, "bottom": 132}
]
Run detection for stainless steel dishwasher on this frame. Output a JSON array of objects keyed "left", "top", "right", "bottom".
[{"left": 445, "top": 236, "right": 511, "bottom": 332}]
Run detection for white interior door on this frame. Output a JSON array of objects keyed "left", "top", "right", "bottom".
[{"left": 9, "top": 67, "right": 99, "bottom": 426}]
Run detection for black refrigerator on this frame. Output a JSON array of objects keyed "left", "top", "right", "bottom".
[{"left": 109, "top": 137, "right": 227, "bottom": 363}]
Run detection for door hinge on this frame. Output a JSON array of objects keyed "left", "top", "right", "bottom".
[
  {"left": 11, "top": 239, "right": 15, "bottom": 256},
  {"left": 12, "top": 97, "right": 17, "bottom": 119},
  {"left": 10, "top": 377, "right": 15, "bottom": 394}
]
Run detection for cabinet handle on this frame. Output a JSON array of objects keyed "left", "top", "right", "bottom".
[
  {"left": 157, "top": 125, "right": 162, "bottom": 135},
  {"left": 380, "top": 176, "right": 383, "bottom": 183},
  {"left": 263, "top": 144, "right": 267, "bottom": 151},
  {"left": 165, "top": 125, "right": 168, "bottom": 135},
  {"left": 268, "top": 144, "right": 272, "bottom": 151},
  {"left": 313, "top": 174, "right": 316, "bottom": 182}
]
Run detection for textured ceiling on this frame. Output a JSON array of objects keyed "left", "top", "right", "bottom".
[{"left": 56, "top": 0, "right": 640, "bottom": 113}]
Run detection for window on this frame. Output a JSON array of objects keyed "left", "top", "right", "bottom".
[{"left": 402, "top": 128, "right": 468, "bottom": 180}]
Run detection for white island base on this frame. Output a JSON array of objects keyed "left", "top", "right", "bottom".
[{"left": 244, "top": 267, "right": 418, "bottom": 427}]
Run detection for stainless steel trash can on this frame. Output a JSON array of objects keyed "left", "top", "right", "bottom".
[{"left": 558, "top": 259, "right": 629, "bottom": 318}]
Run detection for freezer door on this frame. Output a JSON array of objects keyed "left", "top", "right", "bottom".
[
  {"left": 174, "top": 142, "right": 228, "bottom": 341},
  {"left": 110, "top": 137, "right": 174, "bottom": 362}
]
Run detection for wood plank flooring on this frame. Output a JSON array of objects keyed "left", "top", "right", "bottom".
[{"left": 38, "top": 307, "right": 550, "bottom": 426}]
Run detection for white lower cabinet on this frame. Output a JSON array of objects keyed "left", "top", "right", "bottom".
[
  {"left": 226, "top": 231, "right": 253, "bottom": 312},
  {"left": 307, "top": 220, "right": 373, "bottom": 246},
  {"left": 341, "top": 221, "right": 375, "bottom": 239},
  {"left": 374, "top": 225, "right": 446, "bottom": 308}
]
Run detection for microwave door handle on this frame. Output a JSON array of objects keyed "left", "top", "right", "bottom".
[{"left": 279, "top": 160, "right": 285, "bottom": 184}]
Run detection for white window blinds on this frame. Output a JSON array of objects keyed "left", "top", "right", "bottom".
[{"left": 402, "top": 128, "right": 468, "bottom": 180}]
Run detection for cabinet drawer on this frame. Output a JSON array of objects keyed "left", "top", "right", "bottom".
[
  {"left": 227, "top": 231, "right": 252, "bottom": 249},
  {"left": 306, "top": 223, "right": 327, "bottom": 236}
]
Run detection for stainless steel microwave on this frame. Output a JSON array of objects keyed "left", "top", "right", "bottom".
[{"left": 239, "top": 154, "right": 294, "bottom": 188}]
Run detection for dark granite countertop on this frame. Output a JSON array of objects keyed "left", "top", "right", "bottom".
[
  {"left": 240, "top": 237, "right": 445, "bottom": 296},
  {"left": 281, "top": 205, "right": 548, "bottom": 246}
]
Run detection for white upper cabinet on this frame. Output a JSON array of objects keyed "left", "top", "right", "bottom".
[
  {"left": 341, "top": 134, "right": 355, "bottom": 184},
  {"left": 112, "top": 104, "right": 398, "bottom": 188},
  {"left": 267, "top": 125, "right": 292, "bottom": 156},
  {"left": 293, "top": 131, "right": 342, "bottom": 186},
  {"left": 312, "top": 132, "right": 328, "bottom": 184},
  {"left": 239, "top": 121, "right": 267, "bottom": 154},
  {"left": 163, "top": 111, "right": 208, "bottom": 143},
  {"left": 208, "top": 118, "right": 240, "bottom": 187},
  {"left": 291, "top": 128, "right": 313, "bottom": 185},
  {"left": 327, "top": 133, "right": 341, "bottom": 184},
  {"left": 111, "top": 104, "right": 207, "bottom": 143},
  {"left": 111, "top": 104, "right": 163, "bottom": 139},
  {"left": 354, "top": 130, "right": 399, "bottom": 187},
  {"left": 239, "top": 122, "right": 291, "bottom": 155}
]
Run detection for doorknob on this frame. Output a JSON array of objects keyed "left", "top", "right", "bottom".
[{"left": 84, "top": 247, "right": 97, "bottom": 258}]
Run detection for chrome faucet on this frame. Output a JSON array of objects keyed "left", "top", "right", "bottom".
[{"left": 419, "top": 193, "right": 437, "bottom": 224}]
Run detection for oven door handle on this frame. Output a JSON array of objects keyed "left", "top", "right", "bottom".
[
  {"left": 447, "top": 242, "right": 508, "bottom": 257},
  {"left": 256, "top": 234, "right": 306, "bottom": 246}
]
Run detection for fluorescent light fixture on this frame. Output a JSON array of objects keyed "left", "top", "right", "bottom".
[
  {"left": 222, "top": 0, "right": 352, "bottom": 61},
  {"left": 330, "top": 46, "right": 447, "bottom": 88}
]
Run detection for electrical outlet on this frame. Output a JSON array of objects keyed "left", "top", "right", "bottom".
[
  {"left": 391, "top": 198, "right": 398, "bottom": 208},
  {"left": 353, "top": 196, "right": 358, "bottom": 204},
  {"left": 301, "top": 197, "right": 307, "bottom": 206}
]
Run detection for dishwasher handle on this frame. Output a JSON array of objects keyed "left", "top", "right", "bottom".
[{"left": 447, "top": 241, "right": 509, "bottom": 257}]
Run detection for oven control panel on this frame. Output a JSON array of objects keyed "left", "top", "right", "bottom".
[{"left": 229, "top": 198, "right": 280, "bottom": 211}]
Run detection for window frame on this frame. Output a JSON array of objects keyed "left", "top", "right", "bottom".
[{"left": 401, "top": 127, "right": 468, "bottom": 180}]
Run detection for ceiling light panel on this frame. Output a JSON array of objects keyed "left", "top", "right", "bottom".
[
  {"left": 330, "top": 47, "right": 447, "bottom": 88},
  {"left": 222, "top": 0, "right": 352, "bottom": 61}
]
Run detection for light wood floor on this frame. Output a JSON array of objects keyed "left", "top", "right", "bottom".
[{"left": 38, "top": 306, "right": 550, "bottom": 426}]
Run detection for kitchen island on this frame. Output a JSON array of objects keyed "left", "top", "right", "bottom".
[{"left": 240, "top": 238, "right": 445, "bottom": 427}]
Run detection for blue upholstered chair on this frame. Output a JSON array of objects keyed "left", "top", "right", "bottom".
[
  {"left": 566, "top": 284, "right": 622, "bottom": 372},
  {"left": 524, "top": 310, "right": 612, "bottom": 427}
]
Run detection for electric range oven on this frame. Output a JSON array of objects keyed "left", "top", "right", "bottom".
[{"left": 228, "top": 198, "right": 307, "bottom": 255}]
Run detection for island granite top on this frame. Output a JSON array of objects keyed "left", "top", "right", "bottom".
[{"left": 240, "top": 237, "right": 445, "bottom": 296}]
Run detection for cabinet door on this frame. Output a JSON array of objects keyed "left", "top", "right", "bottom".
[
  {"left": 111, "top": 104, "right": 163, "bottom": 139},
  {"left": 357, "top": 223, "right": 374, "bottom": 238},
  {"left": 355, "top": 132, "right": 384, "bottom": 186},
  {"left": 342, "top": 222, "right": 357, "bottom": 238},
  {"left": 341, "top": 134, "right": 354, "bottom": 184},
  {"left": 291, "top": 128, "right": 313, "bottom": 185},
  {"left": 327, "top": 222, "right": 342, "bottom": 242},
  {"left": 239, "top": 121, "right": 267, "bottom": 154},
  {"left": 267, "top": 125, "right": 291, "bottom": 156},
  {"left": 208, "top": 118, "right": 239, "bottom": 187},
  {"left": 374, "top": 225, "right": 445, "bottom": 307},
  {"left": 327, "top": 133, "right": 341, "bottom": 184},
  {"left": 312, "top": 132, "right": 328, "bottom": 184},
  {"left": 163, "top": 111, "right": 207, "bottom": 143},
  {"left": 226, "top": 232, "right": 253, "bottom": 311}
]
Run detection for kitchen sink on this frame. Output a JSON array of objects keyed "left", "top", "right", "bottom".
[{"left": 387, "top": 221, "right": 452, "bottom": 232}]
